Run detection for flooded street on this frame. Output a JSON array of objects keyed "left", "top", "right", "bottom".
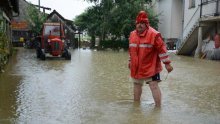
[{"left": 0, "top": 48, "right": 219, "bottom": 124}]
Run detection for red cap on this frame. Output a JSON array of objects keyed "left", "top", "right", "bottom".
[{"left": 136, "top": 11, "right": 149, "bottom": 24}]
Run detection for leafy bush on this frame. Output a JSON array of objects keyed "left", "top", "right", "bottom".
[
  {"left": 100, "top": 39, "right": 129, "bottom": 51},
  {"left": 0, "top": 32, "right": 10, "bottom": 72}
]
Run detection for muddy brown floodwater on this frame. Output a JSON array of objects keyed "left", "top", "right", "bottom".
[{"left": 0, "top": 48, "right": 219, "bottom": 124}]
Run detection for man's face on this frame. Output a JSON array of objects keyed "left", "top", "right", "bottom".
[{"left": 136, "top": 22, "right": 147, "bottom": 34}]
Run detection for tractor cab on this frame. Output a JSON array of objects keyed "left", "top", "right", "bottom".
[{"left": 36, "top": 22, "right": 71, "bottom": 60}]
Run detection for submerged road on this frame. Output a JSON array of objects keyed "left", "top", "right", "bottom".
[{"left": 0, "top": 48, "right": 219, "bottom": 124}]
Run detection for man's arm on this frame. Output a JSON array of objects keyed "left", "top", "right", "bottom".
[{"left": 154, "top": 35, "right": 173, "bottom": 73}]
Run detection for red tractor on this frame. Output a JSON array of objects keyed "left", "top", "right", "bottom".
[{"left": 36, "top": 22, "right": 71, "bottom": 60}]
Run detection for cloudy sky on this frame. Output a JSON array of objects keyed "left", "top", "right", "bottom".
[{"left": 27, "top": 0, "right": 93, "bottom": 20}]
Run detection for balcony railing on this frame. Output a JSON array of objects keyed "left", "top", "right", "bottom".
[
  {"left": 200, "top": 0, "right": 220, "bottom": 17},
  {"left": 178, "top": 0, "right": 219, "bottom": 49}
]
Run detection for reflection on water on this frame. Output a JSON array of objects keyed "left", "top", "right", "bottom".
[{"left": 0, "top": 48, "right": 219, "bottom": 124}]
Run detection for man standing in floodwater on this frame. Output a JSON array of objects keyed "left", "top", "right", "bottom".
[{"left": 128, "top": 11, "right": 173, "bottom": 107}]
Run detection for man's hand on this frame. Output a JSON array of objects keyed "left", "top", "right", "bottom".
[{"left": 165, "top": 64, "right": 173, "bottom": 73}]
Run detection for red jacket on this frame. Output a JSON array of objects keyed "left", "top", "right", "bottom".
[{"left": 129, "top": 27, "right": 171, "bottom": 79}]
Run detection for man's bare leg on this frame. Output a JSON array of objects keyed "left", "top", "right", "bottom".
[
  {"left": 149, "top": 81, "right": 161, "bottom": 107},
  {"left": 134, "top": 83, "right": 142, "bottom": 101}
]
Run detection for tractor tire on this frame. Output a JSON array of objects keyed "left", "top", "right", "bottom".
[
  {"left": 40, "top": 53, "right": 46, "bottom": 60},
  {"left": 36, "top": 47, "right": 41, "bottom": 58},
  {"left": 65, "top": 52, "right": 71, "bottom": 60},
  {"left": 61, "top": 52, "right": 65, "bottom": 58}
]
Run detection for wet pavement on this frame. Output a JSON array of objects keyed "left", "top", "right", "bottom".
[{"left": 0, "top": 48, "right": 219, "bottom": 124}]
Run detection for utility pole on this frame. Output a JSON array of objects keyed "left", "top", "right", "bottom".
[
  {"left": 31, "top": 4, "right": 51, "bottom": 15},
  {"left": 38, "top": 0, "right": 40, "bottom": 10}
]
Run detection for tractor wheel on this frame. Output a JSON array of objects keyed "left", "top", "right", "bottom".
[
  {"left": 65, "top": 52, "right": 71, "bottom": 60},
  {"left": 61, "top": 52, "right": 65, "bottom": 58},
  {"left": 40, "top": 53, "right": 46, "bottom": 60},
  {"left": 36, "top": 47, "right": 41, "bottom": 58}
]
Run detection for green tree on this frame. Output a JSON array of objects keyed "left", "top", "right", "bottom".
[
  {"left": 76, "top": 0, "right": 159, "bottom": 48},
  {"left": 26, "top": 4, "right": 46, "bottom": 35},
  {"left": 0, "top": 32, "right": 10, "bottom": 72},
  {"left": 110, "top": 0, "right": 158, "bottom": 39},
  {"left": 74, "top": 5, "right": 103, "bottom": 48}
]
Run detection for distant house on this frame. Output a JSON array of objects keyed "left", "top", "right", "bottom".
[
  {"left": 11, "top": 0, "right": 32, "bottom": 47},
  {"left": 11, "top": 0, "right": 51, "bottom": 47},
  {"left": 46, "top": 10, "right": 77, "bottom": 48},
  {"left": 155, "top": 0, "right": 220, "bottom": 56}
]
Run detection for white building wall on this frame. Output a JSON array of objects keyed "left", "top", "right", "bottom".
[
  {"left": 158, "top": 0, "right": 172, "bottom": 39},
  {"left": 157, "top": 0, "right": 183, "bottom": 40},
  {"left": 171, "top": 0, "right": 183, "bottom": 38},
  {"left": 156, "top": 0, "right": 218, "bottom": 41},
  {"left": 183, "top": 0, "right": 219, "bottom": 39},
  {"left": 183, "top": 0, "right": 200, "bottom": 28},
  {"left": 182, "top": 0, "right": 200, "bottom": 39}
]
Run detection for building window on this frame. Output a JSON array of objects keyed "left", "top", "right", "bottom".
[{"left": 189, "top": 0, "right": 195, "bottom": 9}]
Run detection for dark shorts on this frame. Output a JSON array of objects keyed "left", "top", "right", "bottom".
[
  {"left": 131, "top": 73, "right": 161, "bottom": 85},
  {"left": 146, "top": 73, "right": 161, "bottom": 84}
]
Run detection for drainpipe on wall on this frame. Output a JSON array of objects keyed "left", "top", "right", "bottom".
[
  {"left": 215, "top": 0, "right": 219, "bottom": 16},
  {"left": 200, "top": 0, "right": 202, "bottom": 18}
]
